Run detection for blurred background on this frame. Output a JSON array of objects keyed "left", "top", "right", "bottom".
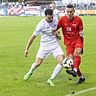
[{"left": 0, "top": 0, "right": 96, "bottom": 16}]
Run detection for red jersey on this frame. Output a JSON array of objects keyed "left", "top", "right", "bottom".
[{"left": 57, "top": 15, "right": 83, "bottom": 45}]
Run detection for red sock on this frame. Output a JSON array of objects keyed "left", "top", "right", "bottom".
[
  {"left": 77, "top": 68, "right": 82, "bottom": 77},
  {"left": 73, "top": 56, "right": 82, "bottom": 77},
  {"left": 73, "top": 56, "right": 81, "bottom": 68}
]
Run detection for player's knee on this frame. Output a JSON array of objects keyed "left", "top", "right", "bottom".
[
  {"left": 35, "top": 60, "right": 43, "bottom": 67},
  {"left": 56, "top": 56, "right": 64, "bottom": 64},
  {"left": 74, "top": 48, "right": 83, "bottom": 56},
  {"left": 73, "top": 51, "right": 80, "bottom": 56}
]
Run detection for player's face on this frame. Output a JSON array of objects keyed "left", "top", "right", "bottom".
[
  {"left": 45, "top": 15, "right": 53, "bottom": 23},
  {"left": 52, "top": 3, "right": 56, "bottom": 9},
  {"left": 66, "top": 8, "right": 75, "bottom": 20},
  {"left": 50, "top": 2, "right": 56, "bottom": 9}
]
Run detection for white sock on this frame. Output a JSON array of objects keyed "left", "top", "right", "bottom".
[
  {"left": 73, "top": 68, "right": 77, "bottom": 73},
  {"left": 29, "top": 63, "right": 36, "bottom": 73},
  {"left": 80, "top": 75, "right": 84, "bottom": 78},
  {"left": 50, "top": 64, "right": 63, "bottom": 80}
]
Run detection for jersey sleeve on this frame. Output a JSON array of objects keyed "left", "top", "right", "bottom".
[
  {"left": 33, "top": 20, "right": 43, "bottom": 36},
  {"left": 56, "top": 17, "right": 62, "bottom": 30},
  {"left": 79, "top": 17, "right": 83, "bottom": 31},
  {"left": 53, "top": 17, "right": 58, "bottom": 30},
  {"left": 78, "top": 17, "right": 84, "bottom": 37}
]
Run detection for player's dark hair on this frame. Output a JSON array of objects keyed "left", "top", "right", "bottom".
[
  {"left": 45, "top": 9, "right": 53, "bottom": 16},
  {"left": 67, "top": 4, "right": 74, "bottom": 8}
]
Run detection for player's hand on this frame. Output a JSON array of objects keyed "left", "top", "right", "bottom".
[
  {"left": 56, "top": 35, "right": 61, "bottom": 40},
  {"left": 52, "top": 30, "right": 60, "bottom": 35},
  {"left": 24, "top": 49, "right": 28, "bottom": 57},
  {"left": 55, "top": 31, "right": 61, "bottom": 40}
]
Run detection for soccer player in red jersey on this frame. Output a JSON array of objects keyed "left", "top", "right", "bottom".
[{"left": 56, "top": 4, "right": 85, "bottom": 84}]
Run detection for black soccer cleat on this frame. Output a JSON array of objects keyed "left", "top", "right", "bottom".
[
  {"left": 76, "top": 78, "right": 85, "bottom": 84},
  {"left": 66, "top": 70, "right": 77, "bottom": 77}
]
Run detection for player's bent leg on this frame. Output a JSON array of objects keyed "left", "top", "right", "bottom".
[
  {"left": 66, "top": 56, "right": 80, "bottom": 77},
  {"left": 52, "top": 54, "right": 64, "bottom": 77},
  {"left": 24, "top": 58, "right": 43, "bottom": 81},
  {"left": 73, "top": 47, "right": 81, "bottom": 69},
  {"left": 47, "top": 63, "right": 63, "bottom": 86},
  {"left": 47, "top": 54, "right": 64, "bottom": 86},
  {"left": 47, "top": 55, "right": 64, "bottom": 86},
  {"left": 47, "top": 46, "right": 64, "bottom": 86},
  {"left": 65, "top": 55, "right": 78, "bottom": 77},
  {"left": 67, "top": 49, "right": 82, "bottom": 78}
]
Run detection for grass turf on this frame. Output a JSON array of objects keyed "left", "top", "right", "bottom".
[{"left": 0, "top": 16, "right": 96, "bottom": 96}]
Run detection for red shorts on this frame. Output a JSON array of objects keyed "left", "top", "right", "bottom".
[{"left": 65, "top": 37, "right": 83, "bottom": 56}]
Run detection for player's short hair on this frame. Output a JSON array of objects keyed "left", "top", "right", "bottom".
[
  {"left": 52, "top": 1, "right": 56, "bottom": 4},
  {"left": 67, "top": 4, "right": 74, "bottom": 8},
  {"left": 45, "top": 9, "right": 53, "bottom": 16}
]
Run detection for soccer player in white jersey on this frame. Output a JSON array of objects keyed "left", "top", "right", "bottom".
[
  {"left": 50, "top": 1, "right": 60, "bottom": 20},
  {"left": 24, "top": 9, "right": 65, "bottom": 86}
]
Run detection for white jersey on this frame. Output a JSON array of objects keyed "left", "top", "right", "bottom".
[
  {"left": 53, "top": 9, "right": 60, "bottom": 20},
  {"left": 33, "top": 18, "right": 58, "bottom": 46}
]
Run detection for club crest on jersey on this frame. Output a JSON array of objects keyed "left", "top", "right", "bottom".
[{"left": 72, "top": 24, "right": 76, "bottom": 26}]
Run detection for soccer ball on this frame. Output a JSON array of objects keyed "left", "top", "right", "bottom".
[{"left": 62, "top": 57, "right": 73, "bottom": 69}]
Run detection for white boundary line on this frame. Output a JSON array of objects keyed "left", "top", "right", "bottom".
[{"left": 65, "top": 87, "right": 96, "bottom": 96}]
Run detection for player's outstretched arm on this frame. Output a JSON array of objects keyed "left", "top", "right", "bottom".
[{"left": 24, "top": 35, "right": 36, "bottom": 57}]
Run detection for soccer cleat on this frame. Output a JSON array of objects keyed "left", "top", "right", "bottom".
[
  {"left": 76, "top": 78, "right": 85, "bottom": 84},
  {"left": 66, "top": 70, "right": 77, "bottom": 77},
  {"left": 24, "top": 72, "right": 32, "bottom": 80},
  {"left": 47, "top": 79, "right": 55, "bottom": 87}
]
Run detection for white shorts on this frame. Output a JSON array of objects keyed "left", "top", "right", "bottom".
[{"left": 36, "top": 43, "right": 64, "bottom": 59}]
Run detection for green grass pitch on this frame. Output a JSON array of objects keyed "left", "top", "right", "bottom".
[{"left": 0, "top": 16, "right": 96, "bottom": 96}]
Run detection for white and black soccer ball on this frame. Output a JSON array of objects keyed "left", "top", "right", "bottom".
[{"left": 62, "top": 57, "right": 73, "bottom": 69}]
